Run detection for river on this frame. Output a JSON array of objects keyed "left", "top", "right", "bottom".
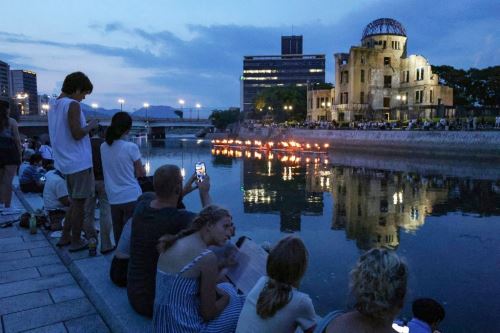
[{"left": 138, "top": 137, "right": 500, "bottom": 332}]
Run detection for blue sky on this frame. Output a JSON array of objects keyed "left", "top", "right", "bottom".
[{"left": 0, "top": 0, "right": 498, "bottom": 113}]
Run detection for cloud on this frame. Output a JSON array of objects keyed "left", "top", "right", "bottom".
[{"left": 0, "top": 0, "right": 498, "bottom": 109}]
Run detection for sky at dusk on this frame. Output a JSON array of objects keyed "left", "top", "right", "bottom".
[{"left": 0, "top": 0, "right": 498, "bottom": 113}]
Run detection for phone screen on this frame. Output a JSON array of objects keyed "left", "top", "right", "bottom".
[{"left": 195, "top": 162, "right": 206, "bottom": 182}]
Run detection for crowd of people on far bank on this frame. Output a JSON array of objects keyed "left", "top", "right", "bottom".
[
  {"left": 243, "top": 114, "right": 500, "bottom": 132},
  {"left": 1, "top": 72, "right": 447, "bottom": 333}
]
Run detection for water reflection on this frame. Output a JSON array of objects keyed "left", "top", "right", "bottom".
[{"left": 213, "top": 147, "right": 500, "bottom": 250}]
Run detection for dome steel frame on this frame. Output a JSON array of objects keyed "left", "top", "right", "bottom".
[{"left": 362, "top": 18, "right": 407, "bottom": 40}]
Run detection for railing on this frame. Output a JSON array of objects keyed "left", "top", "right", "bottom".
[{"left": 18, "top": 115, "right": 211, "bottom": 124}]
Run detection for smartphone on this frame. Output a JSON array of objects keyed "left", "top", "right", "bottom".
[{"left": 195, "top": 162, "right": 206, "bottom": 182}]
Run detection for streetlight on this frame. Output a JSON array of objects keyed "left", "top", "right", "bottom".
[
  {"left": 143, "top": 102, "right": 150, "bottom": 130},
  {"left": 195, "top": 103, "right": 201, "bottom": 120},
  {"left": 396, "top": 94, "right": 407, "bottom": 120},
  {"left": 91, "top": 103, "right": 98, "bottom": 118},
  {"left": 41, "top": 103, "right": 49, "bottom": 116},
  {"left": 16, "top": 93, "right": 29, "bottom": 115},
  {"left": 178, "top": 99, "right": 185, "bottom": 119},
  {"left": 118, "top": 98, "right": 125, "bottom": 111}
]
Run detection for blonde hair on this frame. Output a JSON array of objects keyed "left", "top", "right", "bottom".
[
  {"left": 350, "top": 248, "right": 408, "bottom": 320},
  {"left": 157, "top": 205, "right": 231, "bottom": 253},
  {"left": 256, "top": 236, "right": 309, "bottom": 319}
]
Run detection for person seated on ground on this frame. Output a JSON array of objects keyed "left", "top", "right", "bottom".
[
  {"left": 42, "top": 165, "right": 70, "bottom": 230},
  {"left": 39, "top": 139, "right": 54, "bottom": 165},
  {"left": 408, "top": 298, "right": 445, "bottom": 333},
  {"left": 19, "top": 153, "right": 45, "bottom": 193},
  {"left": 153, "top": 205, "right": 244, "bottom": 333},
  {"left": 236, "top": 235, "right": 317, "bottom": 333},
  {"left": 18, "top": 149, "right": 34, "bottom": 178},
  {"left": 314, "top": 248, "right": 408, "bottom": 333},
  {"left": 127, "top": 164, "right": 210, "bottom": 317}
]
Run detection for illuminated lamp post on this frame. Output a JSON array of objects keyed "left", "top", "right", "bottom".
[
  {"left": 118, "top": 98, "right": 125, "bottom": 111},
  {"left": 41, "top": 103, "right": 49, "bottom": 116},
  {"left": 195, "top": 103, "right": 201, "bottom": 120},
  {"left": 178, "top": 99, "right": 185, "bottom": 119},
  {"left": 91, "top": 103, "right": 99, "bottom": 118}
]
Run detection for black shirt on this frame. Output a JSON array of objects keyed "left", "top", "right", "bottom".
[{"left": 127, "top": 193, "right": 196, "bottom": 317}]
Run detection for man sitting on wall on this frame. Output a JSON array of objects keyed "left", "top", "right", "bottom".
[{"left": 126, "top": 164, "right": 211, "bottom": 318}]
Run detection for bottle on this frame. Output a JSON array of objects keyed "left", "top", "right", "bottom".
[
  {"left": 29, "top": 214, "right": 37, "bottom": 234},
  {"left": 88, "top": 238, "right": 97, "bottom": 257}
]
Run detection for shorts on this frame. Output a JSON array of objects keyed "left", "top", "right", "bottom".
[{"left": 65, "top": 168, "right": 95, "bottom": 199}]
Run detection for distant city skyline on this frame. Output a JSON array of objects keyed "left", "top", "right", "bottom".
[{"left": 0, "top": 0, "right": 498, "bottom": 110}]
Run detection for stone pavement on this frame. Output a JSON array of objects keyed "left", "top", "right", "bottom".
[
  {"left": 0, "top": 193, "right": 109, "bottom": 333},
  {"left": 0, "top": 188, "right": 151, "bottom": 333}
]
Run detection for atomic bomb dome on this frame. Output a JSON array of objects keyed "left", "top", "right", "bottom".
[{"left": 362, "top": 18, "right": 407, "bottom": 40}]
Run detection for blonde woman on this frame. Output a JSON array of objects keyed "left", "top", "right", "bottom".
[{"left": 315, "top": 248, "right": 408, "bottom": 333}]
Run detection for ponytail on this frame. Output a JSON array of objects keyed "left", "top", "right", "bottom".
[
  {"left": 256, "top": 279, "right": 292, "bottom": 318},
  {"left": 256, "top": 236, "right": 309, "bottom": 319},
  {"left": 157, "top": 204, "right": 231, "bottom": 253},
  {"left": 106, "top": 111, "right": 132, "bottom": 145}
]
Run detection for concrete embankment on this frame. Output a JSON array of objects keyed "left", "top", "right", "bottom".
[{"left": 238, "top": 128, "right": 500, "bottom": 159}]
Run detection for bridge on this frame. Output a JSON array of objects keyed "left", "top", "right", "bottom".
[{"left": 17, "top": 115, "right": 214, "bottom": 138}]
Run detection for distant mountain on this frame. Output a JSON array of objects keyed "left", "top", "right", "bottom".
[
  {"left": 132, "top": 105, "right": 181, "bottom": 119},
  {"left": 79, "top": 104, "right": 182, "bottom": 119}
]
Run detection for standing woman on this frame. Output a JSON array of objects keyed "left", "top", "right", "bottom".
[
  {"left": 101, "top": 112, "right": 145, "bottom": 244},
  {"left": 0, "top": 101, "right": 22, "bottom": 212}
]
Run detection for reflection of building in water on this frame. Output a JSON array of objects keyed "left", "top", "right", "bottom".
[
  {"left": 331, "top": 167, "right": 448, "bottom": 250},
  {"left": 242, "top": 158, "right": 324, "bottom": 232}
]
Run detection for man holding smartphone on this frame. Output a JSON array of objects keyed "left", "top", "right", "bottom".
[{"left": 126, "top": 164, "right": 211, "bottom": 317}]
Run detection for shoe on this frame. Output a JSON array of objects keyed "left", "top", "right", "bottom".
[{"left": 68, "top": 239, "right": 89, "bottom": 252}]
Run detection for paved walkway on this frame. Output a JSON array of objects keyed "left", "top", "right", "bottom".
[
  {"left": 1, "top": 186, "right": 150, "bottom": 333},
  {"left": 0, "top": 193, "right": 110, "bottom": 333}
]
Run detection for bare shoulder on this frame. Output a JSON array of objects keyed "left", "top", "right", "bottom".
[
  {"left": 197, "top": 250, "right": 218, "bottom": 269},
  {"left": 9, "top": 117, "right": 18, "bottom": 126}
]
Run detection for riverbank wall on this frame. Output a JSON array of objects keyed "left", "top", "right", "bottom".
[{"left": 238, "top": 128, "right": 500, "bottom": 159}]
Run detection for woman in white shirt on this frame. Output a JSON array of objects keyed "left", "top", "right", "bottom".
[
  {"left": 236, "top": 236, "right": 317, "bottom": 333},
  {"left": 101, "top": 112, "right": 145, "bottom": 244}
]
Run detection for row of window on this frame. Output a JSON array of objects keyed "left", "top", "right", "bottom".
[
  {"left": 341, "top": 68, "right": 426, "bottom": 86},
  {"left": 309, "top": 97, "right": 334, "bottom": 109},
  {"left": 336, "top": 90, "right": 435, "bottom": 106}
]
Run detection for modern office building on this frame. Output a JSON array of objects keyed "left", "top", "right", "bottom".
[
  {"left": 281, "top": 35, "right": 303, "bottom": 55},
  {"left": 0, "top": 60, "right": 10, "bottom": 104},
  {"left": 241, "top": 36, "right": 325, "bottom": 115},
  {"left": 10, "top": 69, "right": 39, "bottom": 115},
  {"left": 333, "top": 18, "right": 453, "bottom": 122}
]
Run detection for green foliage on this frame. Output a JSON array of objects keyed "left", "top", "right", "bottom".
[
  {"left": 432, "top": 65, "right": 499, "bottom": 107},
  {"left": 209, "top": 108, "right": 241, "bottom": 130},
  {"left": 252, "top": 86, "right": 307, "bottom": 122}
]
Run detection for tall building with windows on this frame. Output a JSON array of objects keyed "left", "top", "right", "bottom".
[
  {"left": 333, "top": 18, "right": 453, "bottom": 122},
  {"left": 0, "top": 60, "right": 10, "bottom": 103},
  {"left": 10, "top": 69, "right": 39, "bottom": 115},
  {"left": 241, "top": 36, "right": 325, "bottom": 115}
]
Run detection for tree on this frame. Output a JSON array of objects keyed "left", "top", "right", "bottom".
[
  {"left": 252, "top": 86, "right": 307, "bottom": 122},
  {"left": 432, "top": 65, "right": 499, "bottom": 107},
  {"left": 209, "top": 108, "right": 241, "bottom": 130}
]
